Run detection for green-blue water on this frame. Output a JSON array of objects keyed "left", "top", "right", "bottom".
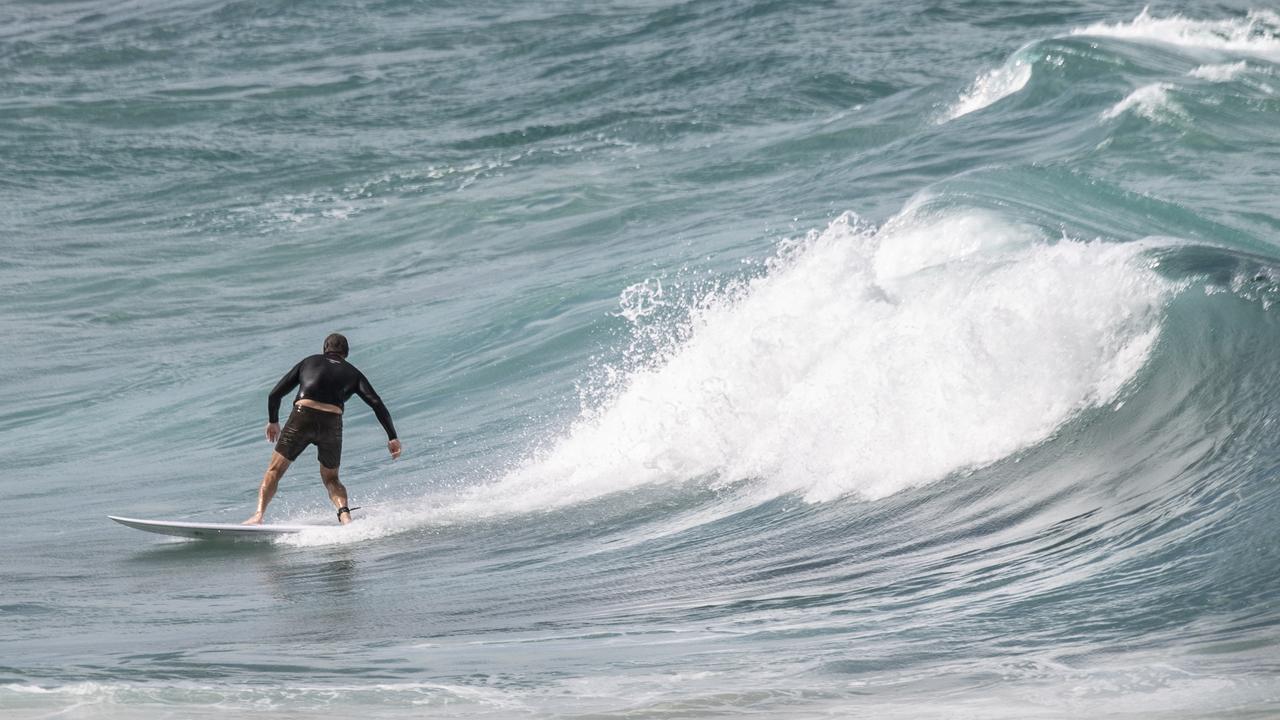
[{"left": 4, "top": 1, "right": 1280, "bottom": 717}]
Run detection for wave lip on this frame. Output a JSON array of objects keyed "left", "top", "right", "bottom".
[
  {"left": 1070, "top": 8, "right": 1280, "bottom": 58},
  {"left": 944, "top": 51, "right": 1034, "bottom": 121},
  {"left": 1101, "top": 82, "right": 1187, "bottom": 122}
]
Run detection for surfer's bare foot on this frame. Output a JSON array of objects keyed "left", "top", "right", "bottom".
[
  {"left": 337, "top": 509, "right": 352, "bottom": 525},
  {"left": 242, "top": 513, "right": 264, "bottom": 525}
]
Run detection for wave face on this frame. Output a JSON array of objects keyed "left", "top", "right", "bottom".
[{"left": 4, "top": 2, "right": 1280, "bottom": 719}]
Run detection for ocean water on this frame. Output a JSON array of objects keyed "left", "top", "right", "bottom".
[{"left": 4, "top": 0, "right": 1280, "bottom": 717}]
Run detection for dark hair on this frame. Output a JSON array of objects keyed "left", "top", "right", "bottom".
[{"left": 323, "top": 333, "right": 349, "bottom": 357}]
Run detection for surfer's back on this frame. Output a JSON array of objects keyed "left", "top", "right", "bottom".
[{"left": 293, "top": 353, "right": 366, "bottom": 407}]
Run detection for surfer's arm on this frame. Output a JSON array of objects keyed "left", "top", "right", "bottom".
[
  {"left": 355, "top": 374, "right": 398, "bottom": 441},
  {"left": 267, "top": 362, "right": 302, "bottom": 423}
]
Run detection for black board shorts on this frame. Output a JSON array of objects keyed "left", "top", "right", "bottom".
[{"left": 275, "top": 404, "right": 343, "bottom": 468}]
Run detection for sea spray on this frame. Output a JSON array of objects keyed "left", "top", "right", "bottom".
[{"left": 436, "top": 208, "right": 1174, "bottom": 513}]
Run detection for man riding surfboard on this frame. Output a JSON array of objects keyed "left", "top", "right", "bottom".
[{"left": 244, "top": 333, "right": 401, "bottom": 525}]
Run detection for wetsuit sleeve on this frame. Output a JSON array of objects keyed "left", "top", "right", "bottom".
[
  {"left": 267, "top": 362, "right": 302, "bottom": 423},
  {"left": 355, "top": 373, "right": 398, "bottom": 440}
]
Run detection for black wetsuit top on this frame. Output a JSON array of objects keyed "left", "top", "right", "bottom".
[{"left": 268, "top": 353, "right": 398, "bottom": 440}]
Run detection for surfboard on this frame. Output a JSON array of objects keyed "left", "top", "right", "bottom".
[{"left": 108, "top": 515, "right": 319, "bottom": 540}]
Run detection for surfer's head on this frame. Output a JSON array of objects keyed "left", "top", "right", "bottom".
[{"left": 323, "top": 333, "right": 349, "bottom": 358}]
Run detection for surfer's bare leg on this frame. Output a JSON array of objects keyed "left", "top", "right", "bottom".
[
  {"left": 320, "top": 465, "right": 352, "bottom": 525},
  {"left": 244, "top": 451, "right": 292, "bottom": 525}
]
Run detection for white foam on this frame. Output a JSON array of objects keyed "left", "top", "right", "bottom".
[
  {"left": 1071, "top": 8, "right": 1280, "bottom": 58},
  {"left": 0, "top": 680, "right": 522, "bottom": 714},
  {"left": 441, "top": 209, "right": 1173, "bottom": 511},
  {"left": 944, "top": 53, "right": 1033, "bottom": 121},
  {"left": 1188, "top": 61, "right": 1249, "bottom": 81},
  {"left": 1101, "top": 83, "right": 1186, "bottom": 122}
]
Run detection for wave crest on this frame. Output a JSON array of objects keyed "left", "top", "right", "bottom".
[
  {"left": 472, "top": 209, "right": 1174, "bottom": 510},
  {"left": 1071, "top": 8, "right": 1280, "bottom": 57}
]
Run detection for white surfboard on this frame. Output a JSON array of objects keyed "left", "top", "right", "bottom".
[{"left": 108, "top": 515, "right": 320, "bottom": 540}]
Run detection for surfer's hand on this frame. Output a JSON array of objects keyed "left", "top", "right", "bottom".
[
  {"left": 266, "top": 422, "right": 280, "bottom": 443},
  {"left": 388, "top": 438, "right": 402, "bottom": 460}
]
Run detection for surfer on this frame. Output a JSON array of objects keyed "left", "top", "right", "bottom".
[{"left": 244, "top": 333, "right": 402, "bottom": 525}]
